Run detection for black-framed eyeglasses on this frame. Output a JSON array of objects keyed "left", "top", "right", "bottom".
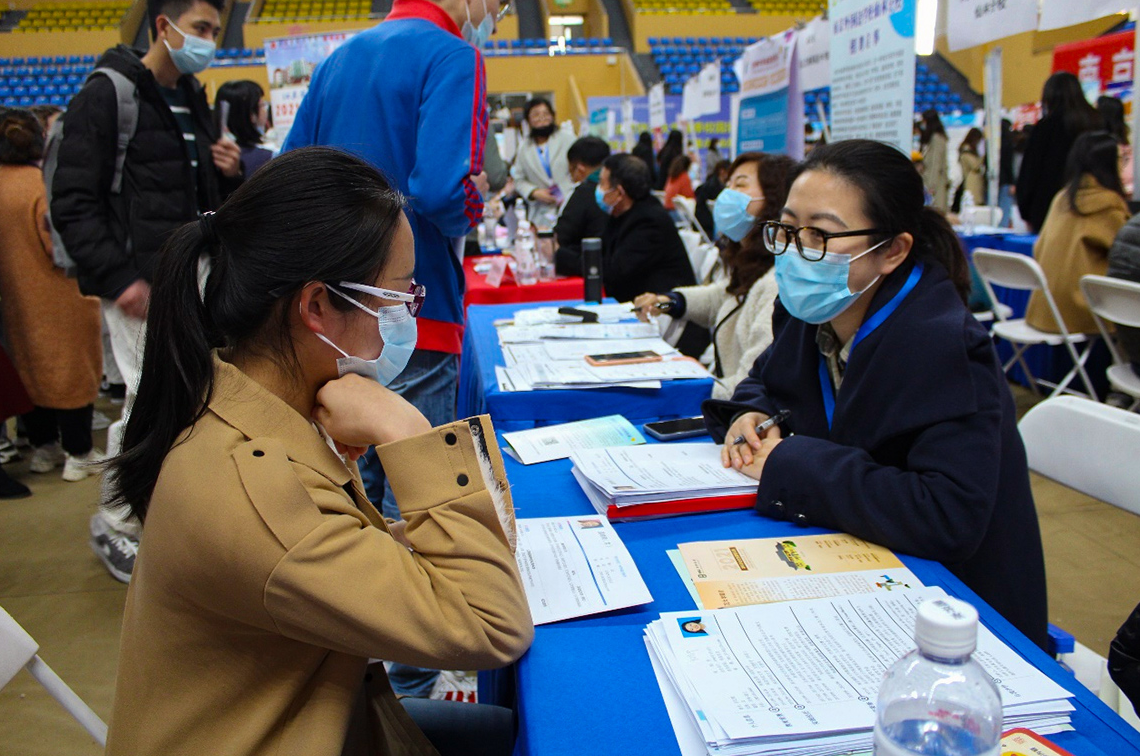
[{"left": 761, "top": 220, "right": 887, "bottom": 262}]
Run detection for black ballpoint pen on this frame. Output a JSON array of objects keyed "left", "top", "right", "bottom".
[{"left": 732, "top": 409, "right": 792, "bottom": 445}]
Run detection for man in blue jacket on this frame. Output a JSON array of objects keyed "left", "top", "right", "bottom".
[{"left": 282, "top": 0, "right": 502, "bottom": 699}]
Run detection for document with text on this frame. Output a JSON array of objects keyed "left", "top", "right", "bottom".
[{"left": 515, "top": 516, "right": 653, "bottom": 625}]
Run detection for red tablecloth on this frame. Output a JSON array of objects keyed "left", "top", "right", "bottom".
[{"left": 463, "top": 254, "right": 584, "bottom": 309}]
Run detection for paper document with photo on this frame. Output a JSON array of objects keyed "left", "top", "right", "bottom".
[
  {"left": 515, "top": 516, "right": 653, "bottom": 624},
  {"left": 679, "top": 534, "right": 923, "bottom": 609},
  {"left": 502, "top": 415, "right": 646, "bottom": 465},
  {"left": 646, "top": 587, "right": 1074, "bottom": 752}
]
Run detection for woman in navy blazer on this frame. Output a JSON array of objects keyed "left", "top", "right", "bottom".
[{"left": 703, "top": 140, "right": 1048, "bottom": 650}]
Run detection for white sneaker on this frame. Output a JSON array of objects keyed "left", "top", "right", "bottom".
[
  {"left": 89, "top": 512, "right": 137, "bottom": 583},
  {"left": 429, "top": 670, "right": 478, "bottom": 703},
  {"left": 29, "top": 443, "right": 66, "bottom": 473},
  {"left": 62, "top": 449, "right": 105, "bottom": 482}
]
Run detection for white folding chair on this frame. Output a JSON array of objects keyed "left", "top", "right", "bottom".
[
  {"left": 672, "top": 195, "right": 715, "bottom": 247},
  {"left": 1080, "top": 274, "right": 1140, "bottom": 411},
  {"left": 0, "top": 604, "right": 107, "bottom": 745},
  {"left": 962, "top": 205, "right": 1003, "bottom": 228},
  {"left": 972, "top": 248, "right": 1099, "bottom": 400},
  {"left": 1018, "top": 396, "right": 1140, "bottom": 515}
]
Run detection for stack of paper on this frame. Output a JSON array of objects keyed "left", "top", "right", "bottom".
[
  {"left": 492, "top": 307, "right": 713, "bottom": 392},
  {"left": 569, "top": 443, "right": 758, "bottom": 520},
  {"left": 645, "top": 588, "right": 1075, "bottom": 756}
]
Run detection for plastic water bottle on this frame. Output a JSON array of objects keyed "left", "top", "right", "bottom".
[
  {"left": 872, "top": 597, "right": 1002, "bottom": 756},
  {"left": 960, "top": 190, "right": 976, "bottom": 235},
  {"left": 513, "top": 223, "right": 538, "bottom": 286}
]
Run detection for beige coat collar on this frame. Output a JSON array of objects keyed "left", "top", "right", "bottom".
[{"left": 207, "top": 354, "right": 354, "bottom": 489}]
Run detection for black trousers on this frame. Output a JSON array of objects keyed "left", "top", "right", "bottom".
[
  {"left": 400, "top": 698, "right": 514, "bottom": 756},
  {"left": 23, "top": 404, "right": 94, "bottom": 456}
]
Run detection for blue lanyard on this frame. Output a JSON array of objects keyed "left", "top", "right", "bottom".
[
  {"left": 818, "top": 262, "right": 925, "bottom": 429},
  {"left": 537, "top": 144, "right": 553, "bottom": 179}
]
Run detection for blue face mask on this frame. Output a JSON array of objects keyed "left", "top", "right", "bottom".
[
  {"left": 317, "top": 285, "right": 419, "bottom": 386},
  {"left": 163, "top": 19, "right": 216, "bottom": 75},
  {"left": 713, "top": 188, "right": 760, "bottom": 242},
  {"left": 462, "top": 0, "right": 495, "bottom": 48},
  {"left": 595, "top": 185, "right": 614, "bottom": 215},
  {"left": 773, "top": 239, "right": 889, "bottom": 324}
]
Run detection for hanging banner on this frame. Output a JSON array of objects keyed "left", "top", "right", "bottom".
[
  {"left": 947, "top": 0, "right": 1038, "bottom": 52},
  {"left": 589, "top": 107, "right": 609, "bottom": 138},
  {"left": 265, "top": 30, "right": 357, "bottom": 134},
  {"left": 1039, "top": 0, "right": 1127, "bottom": 33},
  {"left": 681, "top": 76, "right": 702, "bottom": 122},
  {"left": 984, "top": 47, "right": 1002, "bottom": 208},
  {"left": 648, "top": 83, "right": 667, "bottom": 130},
  {"left": 1052, "top": 30, "right": 1135, "bottom": 103},
  {"left": 798, "top": 15, "right": 831, "bottom": 91},
  {"left": 621, "top": 97, "right": 635, "bottom": 151},
  {"left": 734, "top": 29, "right": 803, "bottom": 158},
  {"left": 828, "top": 0, "right": 917, "bottom": 155},
  {"left": 697, "top": 62, "right": 722, "bottom": 117}
]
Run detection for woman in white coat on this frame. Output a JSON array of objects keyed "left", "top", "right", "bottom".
[
  {"left": 634, "top": 152, "right": 795, "bottom": 398},
  {"left": 510, "top": 97, "right": 575, "bottom": 229}
]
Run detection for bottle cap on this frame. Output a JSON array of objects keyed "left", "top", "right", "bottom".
[{"left": 914, "top": 597, "right": 979, "bottom": 658}]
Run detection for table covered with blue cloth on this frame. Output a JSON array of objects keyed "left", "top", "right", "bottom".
[
  {"left": 489, "top": 430, "right": 1140, "bottom": 756},
  {"left": 458, "top": 300, "right": 716, "bottom": 431},
  {"left": 959, "top": 232, "right": 1111, "bottom": 397}
]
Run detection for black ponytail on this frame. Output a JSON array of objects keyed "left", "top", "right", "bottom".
[
  {"left": 108, "top": 147, "right": 406, "bottom": 522},
  {"left": 797, "top": 139, "right": 971, "bottom": 304}
]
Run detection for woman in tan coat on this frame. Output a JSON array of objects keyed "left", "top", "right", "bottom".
[
  {"left": 1027, "top": 131, "right": 1129, "bottom": 335},
  {"left": 0, "top": 109, "right": 102, "bottom": 481},
  {"left": 105, "top": 148, "right": 533, "bottom": 756},
  {"left": 957, "top": 127, "right": 986, "bottom": 207}
]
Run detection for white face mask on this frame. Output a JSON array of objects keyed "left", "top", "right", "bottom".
[
  {"left": 314, "top": 283, "right": 422, "bottom": 386},
  {"left": 462, "top": 0, "right": 495, "bottom": 48}
]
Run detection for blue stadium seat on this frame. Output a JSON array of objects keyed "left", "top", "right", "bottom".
[
  {"left": 241, "top": 49, "right": 253, "bottom": 58},
  {"left": 19, "top": 96, "right": 33, "bottom": 107},
  {"left": 54, "top": 56, "right": 67, "bottom": 64},
  {"left": 69, "top": 55, "right": 82, "bottom": 64},
  {"left": 50, "top": 95, "right": 65, "bottom": 106},
  {"left": 27, "top": 57, "right": 40, "bottom": 65},
  {"left": 27, "top": 85, "right": 42, "bottom": 97},
  {"left": 83, "top": 55, "right": 96, "bottom": 63},
  {"left": 43, "top": 84, "right": 57, "bottom": 96}
]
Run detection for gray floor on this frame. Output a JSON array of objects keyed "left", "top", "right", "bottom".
[{"left": 1, "top": 389, "right": 1138, "bottom": 754}]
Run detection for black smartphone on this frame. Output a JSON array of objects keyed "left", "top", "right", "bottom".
[{"left": 643, "top": 417, "right": 708, "bottom": 441}]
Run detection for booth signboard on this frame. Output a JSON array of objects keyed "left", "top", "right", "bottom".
[
  {"left": 589, "top": 94, "right": 733, "bottom": 155},
  {"left": 264, "top": 30, "right": 357, "bottom": 133},
  {"left": 828, "top": 0, "right": 916, "bottom": 155},
  {"left": 734, "top": 29, "right": 803, "bottom": 158},
  {"left": 1052, "top": 30, "right": 1134, "bottom": 105}
]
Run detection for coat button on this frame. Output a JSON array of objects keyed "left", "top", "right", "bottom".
[
  {"left": 252, "top": 450, "right": 265, "bottom": 457},
  {"left": 770, "top": 500, "right": 786, "bottom": 518},
  {"left": 457, "top": 473, "right": 469, "bottom": 486},
  {"left": 793, "top": 513, "right": 809, "bottom": 527},
  {"left": 444, "top": 432, "right": 457, "bottom": 446}
]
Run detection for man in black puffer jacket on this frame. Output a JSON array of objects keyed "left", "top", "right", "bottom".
[{"left": 50, "top": 0, "right": 242, "bottom": 583}]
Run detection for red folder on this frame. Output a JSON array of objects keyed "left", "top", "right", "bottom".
[{"left": 605, "top": 492, "right": 757, "bottom": 522}]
